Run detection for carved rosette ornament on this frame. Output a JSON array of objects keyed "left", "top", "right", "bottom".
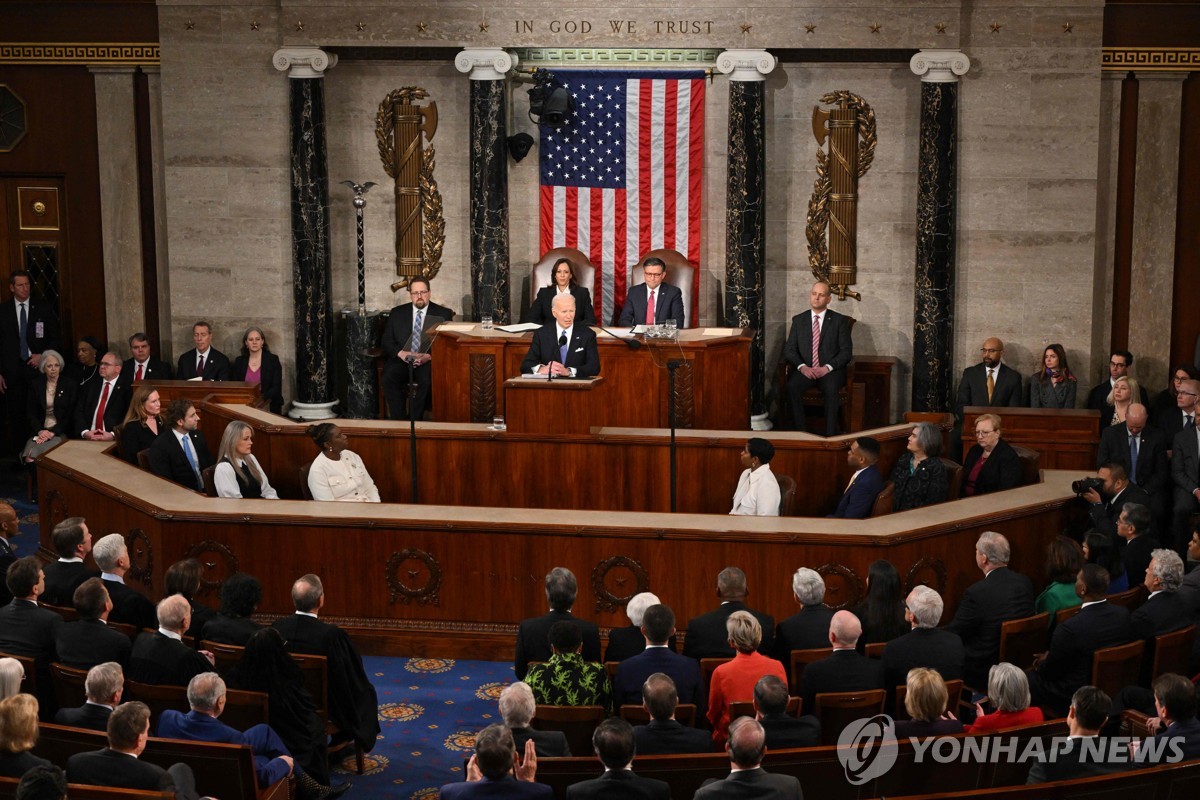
[
  {"left": 905, "top": 557, "right": 948, "bottom": 595},
  {"left": 386, "top": 548, "right": 442, "bottom": 605},
  {"left": 185, "top": 540, "right": 240, "bottom": 597},
  {"left": 816, "top": 562, "right": 863, "bottom": 609},
  {"left": 591, "top": 556, "right": 650, "bottom": 613},
  {"left": 125, "top": 529, "right": 153, "bottom": 590}
]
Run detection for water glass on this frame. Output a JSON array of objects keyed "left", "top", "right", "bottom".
[
  {"left": 481, "top": 315, "right": 493, "bottom": 329},
  {"left": 492, "top": 416, "right": 506, "bottom": 431}
]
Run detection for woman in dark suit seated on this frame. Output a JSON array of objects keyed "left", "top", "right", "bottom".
[
  {"left": 892, "top": 668, "right": 964, "bottom": 739},
  {"left": 961, "top": 413, "right": 1022, "bottom": 497},
  {"left": 527, "top": 258, "right": 596, "bottom": 326},
  {"left": 0, "top": 694, "right": 52, "bottom": 778},
  {"left": 1028, "top": 343, "right": 1078, "bottom": 409},
  {"left": 890, "top": 422, "right": 949, "bottom": 511},
  {"left": 213, "top": 419, "right": 279, "bottom": 499},
  {"left": 231, "top": 326, "right": 284, "bottom": 414},
  {"left": 64, "top": 336, "right": 102, "bottom": 390},
  {"left": 21, "top": 349, "right": 76, "bottom": 463},
  {"left": 853, "top": 559, "right": 908, "bottom": 646},
  {"left": 118, "top": 384, "right": 162, "bottom": 464}
]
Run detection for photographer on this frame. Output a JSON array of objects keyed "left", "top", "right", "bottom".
[{"left": 1080, "top": 462, "right": 1151, "bottom": 542}]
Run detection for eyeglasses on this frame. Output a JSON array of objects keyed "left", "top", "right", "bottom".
[
  {"left": 644, "top": 271, "right": 664, "bottom": 278},
  {"left": 975, "top": 429, "right": 997, "bottom": 437},
  {"left": 1109, "top": 361, "right": 1129, "bottom": 368},
  {"left": 410, "top": 290, "right": 430, "bottom": 296},
  {"left": 1181, "top": 391, "right": 1199, "bottom": 398},
  {"left": 979, "top": 348, "right": 1001, "bottom": 354}
]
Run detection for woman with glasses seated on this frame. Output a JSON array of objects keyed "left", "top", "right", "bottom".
[
  {"left": 961, "top": 413, "right": 1021, "bottom": 497},
  {"left": 528, "top": 257, "right": 596, "bottom": 326}
]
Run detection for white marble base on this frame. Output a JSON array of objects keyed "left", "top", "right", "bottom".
[
  {"left": 750, "top": 413, "right": 773, "bottom": 431},
  {"left": 288, "top": 400, "right": 339, "bottom": 421}
]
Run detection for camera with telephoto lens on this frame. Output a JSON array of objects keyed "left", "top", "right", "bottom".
[{"left": 1072, "top": 477, "right": 1104, "bottom": 496}]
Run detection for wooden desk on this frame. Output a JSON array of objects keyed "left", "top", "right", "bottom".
[
  {"left": 961, "top": 406, "right": 1100, "bottom": 469},
  {"left": 431, "top": 326, "right": 752, "bottom": 430},
  {"left": 504, "top": 376, "right": 604, "bottom": 435},
  {"left": 140, "top": 379, "right": 265, "bottom": 410}
]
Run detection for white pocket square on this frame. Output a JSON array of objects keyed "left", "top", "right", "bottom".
[{"left": 574, "top": 347, "right": 584, "bottom": 352}]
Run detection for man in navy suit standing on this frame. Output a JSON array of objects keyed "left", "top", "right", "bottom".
[
  {"left": 783, "top": 281, "right": 853, "bottom": 434},
  {"left": 0, "top": 270, "right": 59, "bottom": 450},
  {"left": 521, "top": 294, "right": 600, "bottom": 378},
  {"left": 828, "top": 437, "right": 884, "bottom": 519},
  {"left": 618, "top": 257, "right": 685, "bottom": 329},
  {"left": 380, "top": 277, "right": 454, "bottom": 421}
]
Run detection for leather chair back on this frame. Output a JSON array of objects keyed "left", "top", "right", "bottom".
[{"left": 632, "top": 249, "right": 695, "bottom": 327}]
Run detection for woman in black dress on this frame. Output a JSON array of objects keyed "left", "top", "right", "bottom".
[
  {"left": 200, "top": 572, "right": 263, "bottom": 646},
  {"left": 21, "top": 348, "right": 76, "bottom": 463},
  {"left": 164, "top": 557, "right": 217, "bottom": 641},
  {"left": 119, "top": 383, "right": 163, "bottom": 464},
  {"left": 64, "top": 336, "right": 102, "bottom": 390},
  {"left": 853, "top": 559, "right": 908, "bottom": 646},
  {"left": 890, "top": 422, "right": 949, "bottom": 511},
  {"left": 231, "top": 326, "right": 284, "bottom": 414}
]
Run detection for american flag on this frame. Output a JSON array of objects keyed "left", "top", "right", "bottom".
[{"left": 539, "top": 69, "right": 706, "bottom": 325}]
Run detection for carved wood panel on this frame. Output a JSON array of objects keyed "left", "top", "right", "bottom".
[
  {"left": 592, "top": 556, "right": 650, "bottom": 613},
  {"left": 469, "top": 353, "right": 497, "bottom": 423}
]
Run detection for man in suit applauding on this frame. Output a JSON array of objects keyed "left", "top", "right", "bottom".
[
  {"left": 439, "top": 724, "right": 550, "bottom": 800},
  {"left": 783, "top": 281, "right": 853, "bottom": 435},
  {"left": 828, "top": 437, "right": 884, "bottom": 519},
  {"left": 618, "top": 258, "right": 685, "bottom": 329},
  {"left": 955, "top": 337, "right": 1023, "bottom": 419},
  {"left": 694, "top": 717, "right": 803, "bottom": 800},
  {"left": 67, "top": 701, "right": 201, "bottom": 799},
  {"left": 566, "top": 717, "right": 670, "bottom": 800},
  {"left": 55, "top": 661, "right": 123, "bottom": 732},
  {"left": 380, "top": 277, "right": 454, "bottom": 421},
  {"left": 148, "top": 399, "right": 213, "bottom": 492},
  {"left": 175, "top": 321, "right": 230, "bottom": 381},
  {"left": 521, "top": 294, "right": 600, "bottom": 379}
]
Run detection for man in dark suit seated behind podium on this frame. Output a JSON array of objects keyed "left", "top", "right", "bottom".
[
  {"left": 55, "top": 661, "right": 123, "bottom": 732},
  {"left": 521, "top": 294, "right": 599, "bottom": 379},
  {"left": 617, "top": 257, "right": 685, "bottom": 330},
  {"left": 175, "top": 320, "right": 230, "bottom": 381}
]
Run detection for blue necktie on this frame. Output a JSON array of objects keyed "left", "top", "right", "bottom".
[
  {"left": 1129, "top": 435, "right": 1139, "bottom": 482},
  {"left": 558, "top": 332, "right": 568, "bottom": 364},
  {"left": 18, "top": 303, "right": 28, "bottom": 360},
  {"left": 182, "top": 435, "right": 202, "bottom": 490},
  {"left": 410, "top": 309, "right": 423, "bottom": 352}
]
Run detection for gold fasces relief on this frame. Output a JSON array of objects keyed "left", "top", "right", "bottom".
[
  {"left": 806, "top": 91, "right": 876, "bottom": 302},
  {"left": 375, "top": 87, "right": 445, "bottom": 292}
]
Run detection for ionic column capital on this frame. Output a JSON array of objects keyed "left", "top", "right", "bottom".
[
  {"left": 455, "top": 48, "right": 517, "bottom": 80},
  {"left": 910, "top": 50, "right": 971, "bottom": 83},
  {"left": 272, "top": 48, "right": 337, "bottom": 79},
  {"left": 716, "top": 49, "right": 777, "bottom": 82}
]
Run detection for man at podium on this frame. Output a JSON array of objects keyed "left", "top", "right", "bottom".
[{"left": 520, "top": 294, "right": 600, "bottom": 379}]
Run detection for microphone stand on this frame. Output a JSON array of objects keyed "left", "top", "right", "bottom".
[{"left": 406, "top": 356, "right": 419, "bottom": 503}]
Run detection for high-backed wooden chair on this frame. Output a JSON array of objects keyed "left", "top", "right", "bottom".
[
  {"left": 997, "top": 612, "right": 1051, "bottom": 671},
  {"left": 136, "top": 449, "right": 153, "bottom": 472},
  {"left": 1151, "top": 626, "right": 1196, "bottom": 681},
  {"left": 50, "top": 662, "right": 89, "bottom": 710},
  {"left": 699, "top": 658, "right": 732, "bottom": 700},
  {"left": 938, "top": 457, "right": 964, "bottom": 500},
  {"left": 893, "top": 679, "right": 964, "bottom": 722},
  {"left": 201, "top": 464, "right": 218, "bottom": 497},
  {"left": 531, "top": 248, "right": 596, "bottom": 304},
  {"left": 778, "top": 318, "right": 860, "bottom": 435},
  {"left": 289, "top": 652, "right": 365, "bottom": 774},
  {"left": 619, "top": 703, "right": 697, "bottom": 727},
  {"left": 0, "top": 651, "right": 36, "bottom": 698},
  {"left": 298, "top": 462, "right": 313, "bottom": 500},
  {"left": 729, "top": 696, "right": 802, "bottom": 722},
  {"left": 1009, "top": 444, "right": 1041, "bottom": 486},
  {"left": 869, "top": 482, "right": 895, "bottom": 517},
  {"left": 531, "top": 705, "right": 607, "bottom": 757},
  {"left": 42, "top": 603, "right": 80, "bottom": 622},
  {"left": 1091, "top": 640, "right": 1145, "bottom": 698},
  {"left": 864, "top": 642, "right": 886, "bottom": 660},
  {"left": 813, "top": 689, "right": 886, "bottom": 745},
  {"left": 776, "top": 474, "right": 797, "bottom": 516},
  {"left": 1107, "top": 585, "right": 1148, "bottom": 610},
  {"left": 630, "top": 249, "right": 695, "bottom": 328},
  {"left": 1054, "top": 605, "right": 1082, "bottom": 626},
  {"left": 604, "top": 661, "right": 620, "bottom": 682},
  {"left": 789, "top": 648, "right": 832, "bottom": 690},
  {"left": 203, "top": 640, "right": 246, "bottom": 678}
]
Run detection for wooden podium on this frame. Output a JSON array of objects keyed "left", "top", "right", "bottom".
[{"left": 503, "top": 376, "right": 605, "bottom": 435}]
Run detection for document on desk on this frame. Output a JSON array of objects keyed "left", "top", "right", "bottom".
[
  {"left": 596, "top": 327, "right": 637, "bottom": 338},
  {"left": 496, "top": 323, "right": 541, "bottom": 333},
  {"left": 701, "top": 327, "right": 741, "bottom": 336},
  {"left": 437, "top": 323, "right": 478, "bottom": 332}
]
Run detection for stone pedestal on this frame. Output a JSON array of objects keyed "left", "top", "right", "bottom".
[{"left": 340, "top": 309, "right": 383, "bottom": 419}]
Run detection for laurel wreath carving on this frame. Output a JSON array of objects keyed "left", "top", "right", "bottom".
[
  {"left": 806, "top": 90, "right": 877, "bottom": 285},
  {"left": 375, "top": 87, "right": 445, "bottom": 290}
]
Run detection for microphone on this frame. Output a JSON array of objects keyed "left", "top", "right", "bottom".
[{"left": 595, "top": 324, "right": 642, "bottom": 349}]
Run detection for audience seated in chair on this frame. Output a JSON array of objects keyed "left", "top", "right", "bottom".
[
  {"left": 828, "top": 437, "right": 884, "bottom": 519},
  {"left": 707, "top": 611, "right": 788, "bottom": 746},
  {"left": 54, "top": 660, "right": 122, "bottom": 732},
  {"left": 200, "top": 572, "right": 264, "bottom": 647},
  {"left": 1116, "top": 502, "right": 1160, "bottom": 588},
  {"left": 730, "top": 438, "right": 781, "bottom": 517},
  {"left": 499, "top": 681, "right": 570, "bottom": 757},
  {"left": 525, "top": 621, "right": 611, "bottom": 711},
  {"left": 164, "top": 559, "right": 217, "bottom": 643},
  {"left": 515, "top": 567, "right": 601, "bottom": 680},
  {"left": 1137, "top": 673, "right": 1200, "bottom": 763},
  {"left": 882, "top": 586, "right": 964, "bottom": 692},
  {"left": 783, "top": 281, "right": 854, "bottom": 436},
  {"left": 56, "top": 577, "right": 131, "bottom": 670},
  {"left": 632, "top": 672, "right": 712, "bottom": 756},
  {"left": 15, "top": 764, "right": 67, "bottom": 800},
  {"left": 605, "top": 591, "right": 667, "bottom": 664},
  {"left": 94, "top": 532, "right": 158, "bottom": 632},
  {"left": 41, "top": 516, "right": 98, "bottom": 607},
  {"left": 565, "top": 717, "right": 671, "bottom": 800},
  {"left": 126, "top": 594, "right": 215, "bottom": 688},
  {"left": 683, "top": 567, "right": 775, "bottom": 660},
  {"left": 1027, "top": 686, "right": 1125, "bottom": 783},
  {"left": 0, "top": 556, "right": 63, "bottom": 713},
  {"left": 617, "top": 256, "right": 685, "bottom": 329},
  {"left": 694, "top": 717, "right": 803, "bottom": 800},
  {"left": 527, "top": 255, "right": 597, "bottom": 327},
  {"left": 961, "top": 413, "right": 1022, "bottom": 497},
  {"left": 613, "top": 604, "right": 701, "bottom": 708},
  {"left": 891, "top": 668, "right": 964, "bottom": 739},
  {"left": 890, "top": 422, "right": 950, "bottom": 511},
  {"left": 798, "top": 610, "right": 885, "bottom": 717},
  {"left": 146, "top": 399, "right": 212, "bottom": 492},
  {"left": 753, "top": 675, "right": 819, "bottom": 750},
  {"left": 0, "top": 694, "right": 51, "bottom": 778},
  {"left": 966, "top": 663, "right": 1043, "bottom": 733},
  {"left": 1130, "top": 550, "right": 1190, "bottom": 685},
  {"left": 851, "top": 559, "right": 909, "bottom": 647},
  {"left": 439, "top": 724, "right": 550, "bottom": 800},
  {"left": 1035, "top": 536, "right": 1086, "bottom": 621},
  {"left": 772, "top": 568, "right": 835, "bottom": 665}
]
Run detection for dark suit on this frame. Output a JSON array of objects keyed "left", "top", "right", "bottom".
[
  {"left": 120, "top": 420, "right": 161, "bottom": 464},
  {"left": 783, "top": 308, "right": 853, "bottom": 434},
  {"left": 604, "top": 625, "right": 646, "bottom": 663},
  {"left": 1120, "top": 534, "right": 1159, "bottom": 588},
  {"left": 120, "top": 357, "right": 174, "bottom": 385},
  {"left": 232, "top": 352, "right": 284, "bottom": 414},
  {"left": 882, "top": 627, "right": 965, "bottom": 692},
  {"left": 683, "top": 601, "right": 775, "bottom": 660},
  {"left": 1156, "top": 407, "right": 1196, "bottom": 446},
  {"left": 510, "top": 725, "right": 571, "bottom": 757},
  {"left": 56, "top": 618, "right": 132, "bottom": 670},
  {"left": 618, "top": 283, "right": 685, "bottom": 329},
  {"left": 175, "top": 347, "right": 231, "bottom": 381},
  {"left": 565, "top": 768, "right": 671, "bottom": 800},
  {"left": 961, "top": 439, "right": 1023, "bottom": 497},
  {"left": 147, "top": 428, "right": 213, "bottom": 491},
  {"left": 519, "top": 323, "right": 600, "bottom": 378},
  {"left": 1171, "top": 425, "right": 1200, "bottom": 549},
  {"left": 26, "top": 373, "right": 78, "bottom": 438},
  {"left": 694, "top": 767, "right": 804, "bottom": 800},
  {"left": 829, "top": 464, "right": 884, "bottom": 519},
  {"left": 54, "top": 702, "right": 113, "bottom": 732},
  {"left": 955, "top": 363, "right": 1023, "bottom": 419},
  {"left": 1028, "top": 601, "right": 1133, "bottom": 714},
  {"left": 1087, "top": 483, "right": 1152, "bottom": 542},
  {"left": 440, "top": 776, "right": 553, "bottom": 800},
  {"left": 67, "top": 748, "right": 200, "bottom": 800},
  {"left": 200, "top": 614, "right": 262, "bottom": 647},
  {"left": 0, "top": 540, "right": 14, "bottom": 607},
  {"left": 0, "top": 750, "right": 51, "bottom": 779},
  {"left": 773, "top": 605, "right": 836, "bottom": 664},
  {"left": 157, "top": 708, "right": 293, "bottom": 789},
  {"left": 528, "top": 284, "right": 596, "bottom": 326},
  {"left": 633, "top": 718, "right": 714, "bottom": 755},
  {"left": 514, "top": 610, "right": 602, "bottom": 680},
  {"left": 0, "top": 296, "right": 59, "bottom": 448},
  {"left": 380, "top": 301, "right": 454, "bottom": 421},
  {"left": 759, "top": 712, "right": 821, "bottom": 750},
  {"left": 71, "top": 377, "right": 130, "bottom": 438},
  {"left": 127, "top": 631, "right": 214, "bottom": 688},
  {"left": 613, "top": 646, "right": 704, "bottom": 707},
  {"left": 41, "top": 559, "right": 97, "bottom": 606},
  {"left": 798, "top": 649, "right": 885, "bottom": 714},
  {"left": 945, "top": 567, "right": 1036, "bottom": 689},
  {"left": 1130, "top": 591, "right": 1189, "bottom": 685},
  {"left": 0, "top": 600, "right": 63, "bottom": 694},
  {"left": 1098, "top": 424, "right": 1169, "bottom": 496},
  {"left": 104, "top": 578, "right": 158, "bottom": 632}
]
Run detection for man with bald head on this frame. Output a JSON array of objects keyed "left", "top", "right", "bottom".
[
  {"left": 784, "top": 281, "right": 853, "bottom": 434},
  {"left": 126, "top": 594, "right": 214, "bottom": 687},
  {"left": 1171, "top": 379, "right": 1200, "bottom": 551},
  {"left": 694, "top": 717, "right": 803, "bottom": 800},
  {"left": 955, "top": 337, "right": 1023, "bottom": 419},
  {"left": 683, "top": 567, "right": 774, "bottom": 660},
  {"left": 797, "top": 610, "right": 884, "bottom": 714},
  {"left": 1098, "top": 403, "right": 1169, "bottom": 529}
]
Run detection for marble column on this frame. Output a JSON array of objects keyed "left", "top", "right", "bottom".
[
  {"left": 717, "top": 49, "right": 776, "bottom": 427},
  {"left": 909, "top": 50, "right": 969, "bottom": 413},
  {"left": 274, "top": 48, "right": 338, "bottom": 420},
  {"left": 91, "top": 67, "right": 145, "bottom": 349},
  {"left": 456, "top": 48, "right": 517, "bottom": 324}
]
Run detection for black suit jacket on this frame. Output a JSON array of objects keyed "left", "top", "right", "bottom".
[
  {"left": 127, "top": 631, "right": 214, "bottom": 687},
  {"left": 175, "top": 348, "right": 231, "bottom": 381},
  {"left": 1027, "top": 736, "right": 1128, "bottom": 783},
  {"left": 0, "top": 298, "right": 58, "bottom": 380},
  {"left": 54, "top": 702, "right": 113, "bottom": 732},
  {"left": 882, "top": 627, "right": 965, "bottom": 692},
  {"left": 604, "top": 625, "right": 646, "bottom": 663},
  {"left": 1130, "top": 591, "right": 1189, "bottom": 684},
  {"left": 72, "top": 377, "right": 131, "bottom": 437},
  {"left": 955, "top": 363, "right": 1023, "bottom": 418},
  {"left": 618, "top": 283, "right": 685, "bottom": 328},
  {"left": 1171, "top": 425, "right": 1200, "bottom": 498},
  {"left": 759, "top": 712, "right": 821, "bottom": 750},
  {"left": 1121, "top": 534, "right": 1160, "bottom": 590},
  {"left": 0, "top": 540, "right": 13, "bottom": 607},
  {"left": 528, "top": 285, "right": 596, "bottom": 326},
  {"left": 1098, "top": 424, "right": 1169, "bottom": 496},
  {"left": 26, "top": 374, "right": 78, "bottom": 437},
  {"left": 0, "top": 599, "right": 63, "bottom": 664},
  {"left": 0, "top": 749, "right": 51, "bottom": 779},
  {"left": 56, "top": 618, "right": 132, "bottom": 670},
  {"left": 1031, "top": 601, "right": 1132, "bottom": 710},
  {"left": 1087, "top": 483, "right": 1153, "bottom": 541},
  {"left": 200, "top": 614, "right": 262, "bottom": 647},
  {"left": 798, "top": 649, "right": 885, "bottom": 713},
  {"left": 514, "top": 610, "right": 602, "bottom": 679},
  {"left": 632, "top": 719, "right": 714, "bottom": 755},
  {"left": 119, "top": 420, "right": 161, "bottom": 464},
  {"left": 41, "top": 560, "right": 97, "bottom": 607},
  {"left": 694, "top": 767, "right": 803, "bottom": 800},
  {"left": 520, "top": 323, "right": 600, "bottom": 377},
  {"left": 104, "top": 578, "right": 158, "bottom": 632},
  {"left": 1088, "top": 380, "right": 1151, "bottom": 427},
  {"left": 830, "top": 465, "right": 884, "bottom": 519},
  {"left": 566, "top": 768, "right": 672, "bottom": 800},
  {"left": 232, "top": 352, "right": 284, "bottom": 414},
  {"left": 1157, "top": 407, "right": 1196, "bottom": 445},
  {"left": 510, "top": 725, "right": 571, "bottom": 757},
  {"left": 683, "top": 601, "right": 775, "bottom": 660},
  {"left": 67, "top": 748, "right": 178, "bottom": 793},
  {"left": 783, "top": 309, "right": 853, "bottom": 372},
  {"left": 773, "top": 605, "right": 836, "bottom": 663},
  {"left": 945, "top": 567, "right": 1036, "bottom": 689},
  {"left": 961, "top": 439, "right": 1023, "bottom": 496},
  {"left": 381, "top": 301, "right": 454, "bottom": 361},
  {"left": 147, "top": 429, "right": 214, "bottom": 491},
  {"left": 613, "top": 646, "right": 704, "bottom": 707},
  {"left": 120, "top": 357, "right": 174, "bottom": 385}
]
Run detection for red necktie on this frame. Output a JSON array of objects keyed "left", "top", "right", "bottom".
[
  {"left": 197, "top": 354, "right": 206, "bottom": 376},
  {"left": 811, "top": 314, "right": 821, "bottom": 367},
  {"left": 645, "top": 290, "right": 656, "bottom": 325},
  {"left": 94, "top": 381, "right": 111, "bottom": 431},
  {"left": 135, "top": 363, "right": 144, "bottom": 381}
]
